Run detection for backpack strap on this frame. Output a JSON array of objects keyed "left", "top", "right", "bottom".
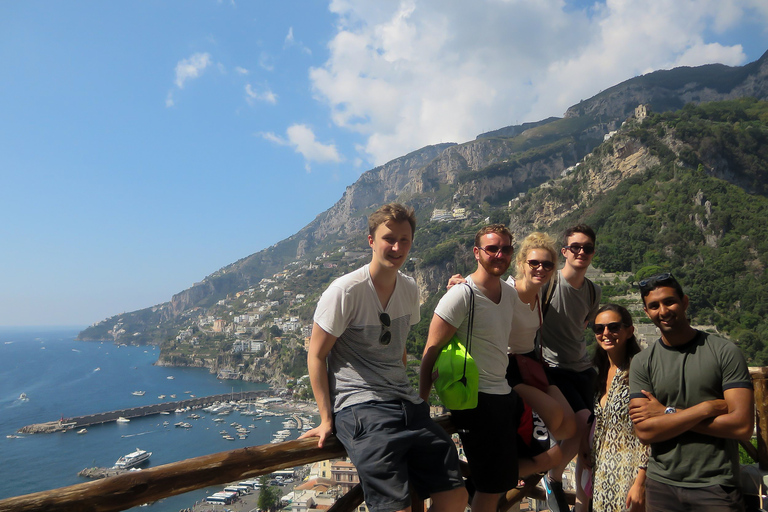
[{"left": 541, "top": 271, "right": 558, "bottom": 318}]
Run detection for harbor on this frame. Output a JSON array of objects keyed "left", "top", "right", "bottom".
[{"left": 17, "top": 391, "right": 273, "bottom": 434}]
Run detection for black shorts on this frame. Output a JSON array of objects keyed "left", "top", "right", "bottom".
[
  {"left": 334, "top": 400, "right": 464, "bottom": 512},
  {"left": 450, "top": 391, "right": 518, "bottom": 494},
  {"left": 506, "top": 351, "right": 550, "bottom": 389},
  {"left": 546, "top": 366, "right": 597, "bottom": 413},
  {"left": 516, "top": 399, "right": 550, "bottom": 459}
]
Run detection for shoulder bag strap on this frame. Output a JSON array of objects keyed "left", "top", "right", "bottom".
[{"left": 461, "top": 283, "right": 475, "bottom": 384}]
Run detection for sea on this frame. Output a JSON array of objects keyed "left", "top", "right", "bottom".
[{"left": 0, "top": 327, "right": 308, "bottom": 511}]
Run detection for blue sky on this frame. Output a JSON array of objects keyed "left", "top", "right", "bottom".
[{"left": 1, "top": 0, "right": 767, "bottom": 327}]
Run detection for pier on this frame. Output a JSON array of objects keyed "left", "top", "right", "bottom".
[{"left": 17, "top": 391, "right": 270, "bottom": 434}]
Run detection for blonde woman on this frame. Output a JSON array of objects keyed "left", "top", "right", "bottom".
[{"left": 505, "top": 232, "right": 576, "bottom": 444}]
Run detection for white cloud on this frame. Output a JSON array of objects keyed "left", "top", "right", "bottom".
[
  {"left": 261, "top": 124, "right": 343, "bottom": 172},
  {"left": 311, "top": 0, "right": 763, "bottom": 166},
  {"left": 235, "top": 66, "right": 250, "bottom": 75},
  {"left": 174, "top": 52, "right": 212, "bottom": 89},
  {"left": 245, "top": 84, "right": 278, "bottom": 105},
  {"left": 284, "top": 27, "right": 312, "bottom": 55}
]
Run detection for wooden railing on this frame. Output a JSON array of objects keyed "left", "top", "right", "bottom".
[{"left": 2, "top": 368, "right": 767, "bottom": 512}]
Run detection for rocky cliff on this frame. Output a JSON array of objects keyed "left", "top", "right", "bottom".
[{"left": 78, "top": 50, "right": 768, "bottom": 343}]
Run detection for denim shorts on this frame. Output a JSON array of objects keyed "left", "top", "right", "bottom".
[{"left": 334, "top": 400, "right": 464, "bottom": 512}]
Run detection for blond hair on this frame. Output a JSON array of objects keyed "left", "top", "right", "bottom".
[{"left": 515, "top": 232, "right": 558, "bottom": 280}]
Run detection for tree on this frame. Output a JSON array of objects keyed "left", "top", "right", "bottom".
[{"left": 258, "top": 477, "right": 281, "bottom": 512}]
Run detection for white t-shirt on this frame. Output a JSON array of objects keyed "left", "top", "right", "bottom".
[
  {"left": 433, "top": 276, "right": 513, "bottom": 395},
  {"left": 506, "top": 277, "right": 540, "bottom": 355},
  {"left": 314, "top": 264, "right": 421, "bottom": 412}
]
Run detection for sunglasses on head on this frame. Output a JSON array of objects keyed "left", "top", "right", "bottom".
[
  {"left": 563, "top": 243, "right": 595, "bottom": 255},
  {"left": 638, "top": 272, "right": 674, "bottom": 292},
  {"left": 379, "top": 313, "right": 391, "bottom": 345},
  {"left": 478, "top": 245, "right": 514, "bottom": 257},
  {"left": 527, "top": 259, "right": 555, "bottom": 271},
  {"left": 592, "top": 322, "right": 625, "bottom": 334}
]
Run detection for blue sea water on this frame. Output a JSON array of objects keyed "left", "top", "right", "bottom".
[{"left": 0, "top": 327, "right": 299, "bottom": 511}]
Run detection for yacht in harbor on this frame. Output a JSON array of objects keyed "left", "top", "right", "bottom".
[
  {"left": 113, "top": 448, "right": 152, "bottom": 469},
  {"left": 131, "top": 391, "right": 146, "bottom": 396}
]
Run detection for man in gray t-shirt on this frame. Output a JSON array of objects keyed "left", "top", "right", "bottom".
[
  {"left": 301, "top": 203, "right": 466, "bottom": 512},
  {"left": 540, "top": 224, "right": 601, "bottom": 512}
]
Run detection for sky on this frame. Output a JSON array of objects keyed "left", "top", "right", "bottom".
[{"left": 1, "top": 0, "right": 767, "bottom": 327}]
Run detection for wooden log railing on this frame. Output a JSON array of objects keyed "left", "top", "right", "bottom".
[{"left": 2, "top": 368, "right": 767, "bottom": 512}]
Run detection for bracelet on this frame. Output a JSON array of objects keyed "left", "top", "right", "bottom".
[{"left": 638, "top": 465, "right": 647, "bottom": 470}]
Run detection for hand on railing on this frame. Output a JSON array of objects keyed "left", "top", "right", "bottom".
[{"left": 299, "top": 420, "right": 334, "bottom": 449}]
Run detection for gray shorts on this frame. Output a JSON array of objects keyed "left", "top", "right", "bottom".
[
  {"left": 646, "top": 478, "right": 745, "bottom": 512},
  {"left": 334, "top": 399, "right": 464, "bottom": 512}
]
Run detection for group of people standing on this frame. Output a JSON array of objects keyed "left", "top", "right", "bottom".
[{"left": 301, "top": 203, "right": 754, "bottom": 512}]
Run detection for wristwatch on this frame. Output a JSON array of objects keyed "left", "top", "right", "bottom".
[{"left": 664, "top": 406, "right": 677, "bottom": 414}]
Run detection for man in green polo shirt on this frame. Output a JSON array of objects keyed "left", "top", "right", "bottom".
[{"left": 629, "top": 273, "right": 754, "bottom": 512}]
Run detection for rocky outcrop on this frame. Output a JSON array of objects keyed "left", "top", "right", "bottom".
[{"left": 565, "top": 50, "right": 768, "bottom": 122}]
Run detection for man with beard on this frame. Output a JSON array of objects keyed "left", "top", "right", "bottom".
[
  {"left": 420, "top": 224, "right": 519, "bottom": 512},
  {"left": 629, "top": 273, "right": 753, "bottom": 512}
]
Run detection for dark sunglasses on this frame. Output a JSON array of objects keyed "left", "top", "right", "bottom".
[
  {"left": 478, "top": 245, "right": 514, "bottom": 257},
  {"left": 592, "top": 322, "right": 625, "bottom": 334},
  {"left": 563, "top": 243, "right": 595, "bottom": 255},
  {"left": 638, "top": 272, "right": 674, "bottom": 292},
  {"left": 527, "top": 259, "right": 555, "bottom": 271},
  {"left": 379, "top": 313, "right": 391, "bottom": 345}
]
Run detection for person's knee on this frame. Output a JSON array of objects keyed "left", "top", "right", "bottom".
[
  {"left": 573, "top": 409, "right": 591, "bottom": 434},
  {"left": 554, "top": 409, "right": 577, "bottom": 440},
  {"left": 470, "top": 491, "right": 502, "bottom": 512}
]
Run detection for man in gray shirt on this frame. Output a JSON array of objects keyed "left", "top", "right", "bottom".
[
  {"left": 301, "top": 203, "right": 466, "bottom": 512},
  {"left": 540, "top": 224, "right": 601, "bottom": 512}
]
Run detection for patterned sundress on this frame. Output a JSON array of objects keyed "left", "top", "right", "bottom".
[{"left": 592, "top": 367, "right": 650, "bottom": 512}]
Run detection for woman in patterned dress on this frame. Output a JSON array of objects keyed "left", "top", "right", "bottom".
[{"left": 590, "top": 304, "right": 649, "bottom": 512}]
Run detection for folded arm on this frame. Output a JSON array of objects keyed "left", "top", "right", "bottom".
[
  {"left": 630, "top": 387, "right": 752, "bottom": 444},
  {"left": 690, "top": 387, "right": 754, "bottom": 442}
]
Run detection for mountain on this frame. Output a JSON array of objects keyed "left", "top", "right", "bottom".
[{"left": 78, "top": 51, "right": 768, "bottom": 360}]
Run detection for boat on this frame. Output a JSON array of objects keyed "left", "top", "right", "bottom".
[
  {"left": 113, "top": 448, "right": 152, "bottom": 469},
  {"left": 18, "top": 393, "right": 28, "bottom": 401},
  {"left": 77, "top": 428, "right": 87, "bottom": 435},
  {"left": 174, "top": 422, "right": 192, "bottom": 428},
  {"left": 116, "top": 417, "right": 130, "bottom": 423},
  {"left": 131, "top": 391, "right": 145, "bottom": 396},
  {"left": 167, "top": 376, "right": 174, "bottom": 380},
  {"left": 158, "top": 394, "right": 166, "bottom": 399}
]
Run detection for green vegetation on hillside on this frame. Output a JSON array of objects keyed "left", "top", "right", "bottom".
[{"left": 531, "top": 99, "right": 768, "bottom": 363}]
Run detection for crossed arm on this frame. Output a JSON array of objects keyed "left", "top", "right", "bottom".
[{"left": 629, "top": 387, "right": 754, "bottom": 444}]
